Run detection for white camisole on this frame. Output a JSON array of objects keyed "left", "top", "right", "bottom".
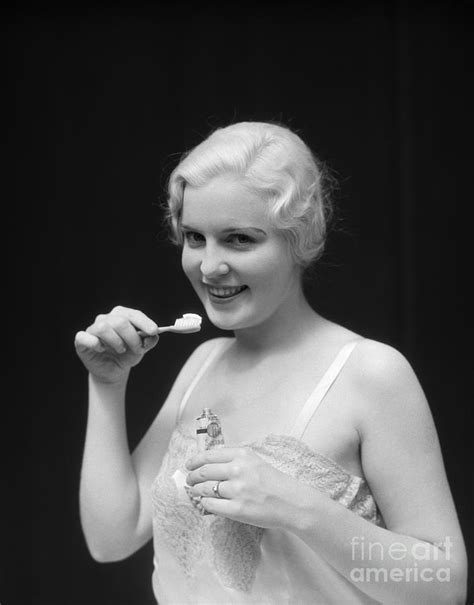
[{"left": 150, "top": 338, "right": 384, "bottom": 604}]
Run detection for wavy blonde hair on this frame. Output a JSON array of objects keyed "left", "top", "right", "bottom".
[{"left": 166, "top": 121, "right": 334, "bottom": 268}]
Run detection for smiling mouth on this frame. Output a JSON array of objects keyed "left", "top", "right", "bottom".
[{"left": 207, "top": 285, "right": 248, "bottom": 299}]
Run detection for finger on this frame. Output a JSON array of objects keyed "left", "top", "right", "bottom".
[
  {"left": 110, "top": 306, "right": 159, "bottom": 336},
  {"left": 74, "top": 331, "right": 106, "bottom": 353},
  {"left": 107, "top": 314, "right": 146, "bottom": 354},
  {"left": 185, "top": 447, "right": 245, "bottom": 471},
  {"left": 141, "top": 334, "right": 159, "bottom": 351},
  {"left": 190, "top": 480, "right": 231, "bottom": 499},
  {"left": 88, "top": 321, "right": 127, "bottom": 354},
  {"left": 200, "top": 497, "right": 238, "bottom": 518},
  {"left": 186, "top": 462, "right": 231, "bottom": 486}
]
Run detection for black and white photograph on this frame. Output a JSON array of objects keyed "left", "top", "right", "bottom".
[{"left": 6, "top": 1, "right": 473, "bottom": 603}]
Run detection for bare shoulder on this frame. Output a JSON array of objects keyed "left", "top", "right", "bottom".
[
  {"left": 148, "top": 336, "right": 233, "bottom": 420},
  {"left": 350, "top": 338, "right": 417, "bottom": 386},
  {"left": 347, "top": 338, "right": 430, "bottom": 434},
  {"left": 176, "top": 336, "right": 233, "bottom": 386},
  {"left": 188, "top": 336, "right": 233, "bottom": 365}
]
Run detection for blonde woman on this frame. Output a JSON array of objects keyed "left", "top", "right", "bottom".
[{"left": 76, "top": 122, "right": 467, "bottom": 604}]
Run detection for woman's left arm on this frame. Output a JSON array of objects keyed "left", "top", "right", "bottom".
[{"left": 186, "top": 341, "right": 467, "bottom": 605}]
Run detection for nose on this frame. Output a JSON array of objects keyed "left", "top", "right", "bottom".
[{"left": 200, "top": 245, "right": 230, "bottom": 280}]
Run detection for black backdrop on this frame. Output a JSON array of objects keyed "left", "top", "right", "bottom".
[{"left": 6, "top": 1, "right": 473, "bottom": 604}]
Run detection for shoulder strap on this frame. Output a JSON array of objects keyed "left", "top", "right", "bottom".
[
  {"left": 176, "top": 338, "right": 232, "bottom": 422},
  {"left": 289, "top": 340, "right": 359, "bottom": 439}
]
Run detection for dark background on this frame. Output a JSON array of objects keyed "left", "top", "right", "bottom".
[{"left": 5, "top": 0, "right": 473, "bottom": 603}]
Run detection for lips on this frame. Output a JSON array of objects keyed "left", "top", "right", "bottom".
[{"left": 207, "top": 285, "right": 248, "bottom": 299}]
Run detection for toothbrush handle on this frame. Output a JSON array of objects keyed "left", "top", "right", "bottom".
[
  {"left": 157, "top": 326, "right": 174, "bottom": 334},
  {"left": 136, "top": 326, "right": 172, "bottom": 338}
]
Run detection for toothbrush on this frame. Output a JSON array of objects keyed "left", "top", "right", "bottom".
[
  {"left": 157, "top": 313, "right": 202, "bottom": 334},
  {"left": 138, "top": 313, "right": 202, "bottom": 337}
]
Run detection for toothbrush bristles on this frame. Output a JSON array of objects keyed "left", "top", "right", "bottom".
[{"left": 172, "top": 314, "right": 202, "bottom": 333}]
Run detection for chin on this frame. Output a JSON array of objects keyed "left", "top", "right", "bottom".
[
  {"left": 207, "top": 310, "right": 268, "bottom": 333},
  {"left": 206, "top": 314, "right": 241, "bottom": 331},
  {"left": 204, "top": 307, "right": 245, "bottom": 331}
]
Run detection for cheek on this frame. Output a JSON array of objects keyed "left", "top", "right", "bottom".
[
  {"left": 249, "top": 250, "right": 296, "bottom": 289},
  {"left": 181, "top": 248, "right": 198, "bottom": 280}
]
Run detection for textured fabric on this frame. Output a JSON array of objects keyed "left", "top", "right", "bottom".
[{"left": 150, "top": 341, "right": 385, "bottom": 604}]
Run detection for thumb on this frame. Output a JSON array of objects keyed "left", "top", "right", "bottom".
[{"left": 142, "top": 334, "right": 159, "bottom": 351}]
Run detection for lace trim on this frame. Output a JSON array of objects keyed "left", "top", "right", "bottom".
[
  {"left": 151, "top": 424, "right": 383, "bottom": 593},
  {"left": 245, "top": 434, "right": 382, "bottom": 524},
  {"left": 151, "top": 429, "right": 263, "bottom": 591}
]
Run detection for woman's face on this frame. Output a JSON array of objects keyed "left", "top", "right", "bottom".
[{"left": 180, "top": 174, "right": 301, "bottom": 332}]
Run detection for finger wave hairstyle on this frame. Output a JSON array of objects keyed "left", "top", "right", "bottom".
[{"left": 166, "top": 121, "right": 335, "bottom": 268}]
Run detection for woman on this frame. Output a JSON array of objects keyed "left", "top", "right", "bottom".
[{"left": 75, "top": 122, "right": 467, "bottom": 604}]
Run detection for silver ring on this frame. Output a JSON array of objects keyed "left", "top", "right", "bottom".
[{"left": 212, "top": 481, "right": 223, "bottom": 499}]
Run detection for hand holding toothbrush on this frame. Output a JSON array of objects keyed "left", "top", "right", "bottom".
[{"left": 74, "top": 306, "right": 201, "bottom": 385}]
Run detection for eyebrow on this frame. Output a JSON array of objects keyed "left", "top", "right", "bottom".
[{"left": 181, "top": 224, "right": 267, "bottom": 235}]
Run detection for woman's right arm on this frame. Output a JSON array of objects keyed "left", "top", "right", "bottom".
[{"left": 75, "top": 306, "right": 215, "bottom": 562}]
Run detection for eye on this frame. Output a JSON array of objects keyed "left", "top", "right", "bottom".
[
  {"left": 227, "top": 233, "right": 255, "bottom": 247},
  {"left": 184, "top": 231, "right": 205, "bottom": 247}
]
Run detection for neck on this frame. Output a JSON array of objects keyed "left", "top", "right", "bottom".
[{"left": 232, "top": 286, "right": 321, "bottom": 354}]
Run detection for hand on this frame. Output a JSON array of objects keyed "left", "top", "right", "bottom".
[
  {"left": 185, "top": 447, "right": 301, "bottom": 529},
  {"left": 74, "top": 306, "right": 159, "bottom": 384}
]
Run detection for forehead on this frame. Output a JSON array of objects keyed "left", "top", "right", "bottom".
[{"left": 181, "top": 175, "right": 270, "bottom": 228}]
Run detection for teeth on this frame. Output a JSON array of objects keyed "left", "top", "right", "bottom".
[{"left": 208, "top": 286, "right": 245, "bottom": 297}]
